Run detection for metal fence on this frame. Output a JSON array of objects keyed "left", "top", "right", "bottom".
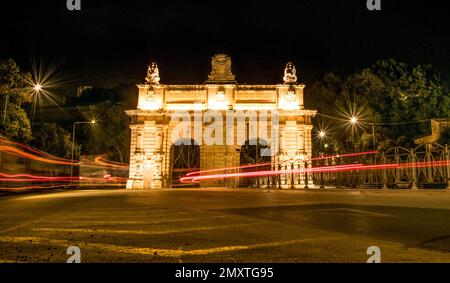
[
  {"left": 225, "top": 143, "right": 450, "bottom": 190},
  {"left": 314, "top": 143, "right": 450, "bottom": 189}
]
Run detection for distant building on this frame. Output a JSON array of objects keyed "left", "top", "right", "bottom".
[
  {"left": 76, "top": 85, "right": 93, "bottom": 97},
  {"left": 415, "top": 119, "right": 450, "bottom": 144}
]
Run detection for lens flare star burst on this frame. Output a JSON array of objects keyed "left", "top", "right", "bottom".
[{"left": 24, "top": 56, "right": 75, "bottom": 119}]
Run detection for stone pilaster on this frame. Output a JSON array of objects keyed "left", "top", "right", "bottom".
[
  {"left": 127, "top": 124, "right": 145, "bottom": 189},
  {"left": 304, "top": 124, "right": 315, "bottom": 187}
]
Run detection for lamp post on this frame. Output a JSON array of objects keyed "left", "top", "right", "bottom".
[
  {"left": 370, "top": 123, "right": 376, "bottom": 150},
  {"left": 70, "top": 120, "right": 96, "bottom": 188},
  {"left": 0, "top": 94, "right": 9, "bottom": 165},
  {"left": 2, "top": 94, "right": 9, "bottom": 124},
  {"left": 349, "top": 117, "right": 376, "bottom": 150},
  {"left": 319, "top": 152, "right": 325, "bottom": 189},
  {"left": 318, "top": 130, "right": 326, "bottom": 148},
  {"left": 350, "top": 116, "right": 357, "bottom": 151}
]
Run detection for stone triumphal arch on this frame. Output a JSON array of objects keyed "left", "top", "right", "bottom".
[{"left": 126, "top": 54, "right": 317, "bottom": 189}]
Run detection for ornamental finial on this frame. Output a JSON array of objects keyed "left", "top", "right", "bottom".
[
  {"left": 283, "top": 62, "right": 297, "bottom": 84},
  {"left": 145, "top": 62, "right": 160, "bottom": 84}
]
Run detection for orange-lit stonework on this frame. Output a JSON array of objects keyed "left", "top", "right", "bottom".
[{"left": 126, "top": 54, "right": 317, "bottom": 189}]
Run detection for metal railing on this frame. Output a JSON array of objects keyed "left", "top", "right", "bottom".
[{"left": 221, "top": 143, "right": 450, "bottom": 190}]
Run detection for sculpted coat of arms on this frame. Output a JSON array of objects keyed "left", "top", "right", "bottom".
[{"left": 207, "top": 54, "right": 236, "bottom": 82}]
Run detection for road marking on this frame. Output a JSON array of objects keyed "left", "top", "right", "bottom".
[
  {"left": 81, "top": 211, "right": 202, "bottom": 218},
  {"left": 82, "top": 208, "right": 177, "bottom": 213},
  {"left": 33, "top": 223, "right": 255, "bottom": 236},
  {"left": 0, "top": 259, "right": 21, "bottom": 263},
  {"left": 313, "top": 208, "right": 397, "bottom": 218},
  {"left": 38, "top": 215, "right": 231, "bottom": 225},
  {"left": 0, "top": 199, "right": 98, "bottom": 235},
  {"left": 0, "top": 236, "right": 337, "bottom": 258},
  {"left": 40, "top": 211, "right": 208, "bottom": 222}
]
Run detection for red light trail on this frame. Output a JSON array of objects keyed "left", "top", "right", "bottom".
[
  {"left": 0, "top": 137, "right": 128, "bottom": 191},
  {"left": 94, "top": 155, "right": 129, "bottom": 169},
  {"left": 0, "top": 172, "right": 127, "bottom": 183},
  {"left": 183, "top": 150, "right": 379, "bottom": 179},
  {"left": 1, "top": 137, "right": 129, "bottom": 169},
  {"left": 0, "top": 145, "right": 74, "bottom": 165},
  {"left": 180, "top": 160, "right": 450, "bottom": 184}
]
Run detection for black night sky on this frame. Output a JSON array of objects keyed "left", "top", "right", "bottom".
[{"left": 1, "top": 0, "right": 449, "bottom": 87}]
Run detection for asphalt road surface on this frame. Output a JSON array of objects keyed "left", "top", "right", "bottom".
[{"left": 0, "top": 188, "right": 450, "bottom": 263}]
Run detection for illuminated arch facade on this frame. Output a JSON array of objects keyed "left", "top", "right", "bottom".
[{"left": 126, "top": 54, "right": 317, "bottom": 189}]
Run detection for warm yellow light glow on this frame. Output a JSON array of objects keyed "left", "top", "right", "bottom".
[
  {"left": 91, "top": 120, "right": 96, "bottom": 124},
  {"left": 234, "top": 104, "right": 277, "bottom": 111},
  {"left": 208, "top": 100, "right": 228, "bottom": 110},
  {"left": 138, "top": 100, "right": 163, "bottom": 110},
  {"left": 319, "top": 131, "right": 326, "bottom": 138},
  {"left": 350, "top": 116, "right": 358, "bottom": 125},
  {"left": 34, "top": 84, "right": 42, "bottom": 92},
  {"left": 165, "top": 103, "right": 206, "bottom": 111},
  {"left": 278, "top": 97, "right": 300, "bottom": 110},
  {"left": 298, "top": 153, "right": 306, "bottom": 162}
]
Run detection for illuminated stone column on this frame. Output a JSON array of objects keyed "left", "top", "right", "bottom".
[
  {"left": 127, "top": 124, "right": 145, "bottom": 189},
  {"left": 142, "top": 121, "right": 163, "bottom": 189},
  {"left": 153, "top": 124, "right": 164, "bottom": 189},
  {"left": 278, "top": 127, "right": 288, "bottom": 189},
  {"left": 160, "top": 124, "right": 170, "bottom": 188},
  {"left": 304, "top": 124, "right": 315, "bottom": 187},
  {"left": 126, "top": 125, "right": 137, "bottom": 189},
  {"left": 284, "top": 120, "right": 305, "bottom": 189}
]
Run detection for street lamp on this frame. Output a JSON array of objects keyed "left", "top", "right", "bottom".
[
  {"left": 349, "top": 116, "right": 358, "bottom": 151},
  {"left": 318, "top": 130, "right": 327, "bottom": 150},
  {"left": 33, "top": 83, "right": 42, "bottom": 92},
  {"left": 319, "top": 130, "right": 326, "bottom": 139},
  {"left": 70, "top": 120, "right": 96, "bottom": 188},
  {"left": 3, "top": 83, "right": 43, "bottom": 123},
  {"left": 348, "top": 116, "right": 376, "bottom": 150},
  {"left": 370, "top": 123, "right": 376, "bottom": 150}
]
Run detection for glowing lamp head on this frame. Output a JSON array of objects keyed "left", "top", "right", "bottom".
[
  {"left": 319, "top": 131, "right": 326, "bottom": 138},
  {"left": 91, "top": 120, "right": 96, "bottom": 124},
  {"left": 350, "top": 116, "right": 358, "bottom": 125},
  {"left": 33, "top": 84, "right": 42, "bottom": 92}
]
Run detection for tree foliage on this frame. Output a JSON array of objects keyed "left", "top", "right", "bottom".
[
  {"left": 1, "top": 103, "right": 32, "bottom": 142},
  {"left": 31, "top": 122, "right": 80, "bottom": 159},
  {"left": 79, "top": 101, "right": 130, "bottom": 163},
  {"left": 310, "top": 59, "right": 450, "bottom": 154},
  {"left": 0, "top": 59, "right": 32, "bottom": 142}
]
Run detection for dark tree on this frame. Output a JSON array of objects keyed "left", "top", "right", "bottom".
[
  {"left": 31, "top": 122, "right": 80, "bottom": 159},
  {"left": 310, "top": 59, "right": 450, "bottom": 153},
  {"left": 0, "top": 59, "right": 32, "bottom": 142},
  {"left": 79, "top": 101, "right": 130, "bottom": 163}
]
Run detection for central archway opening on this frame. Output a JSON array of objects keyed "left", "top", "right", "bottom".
[
  {"left": 239, "top": 139, "right": 271, "bottom": 187},
  {"left": 170, "top": 138, "right": 200, "bottom": 188}
]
